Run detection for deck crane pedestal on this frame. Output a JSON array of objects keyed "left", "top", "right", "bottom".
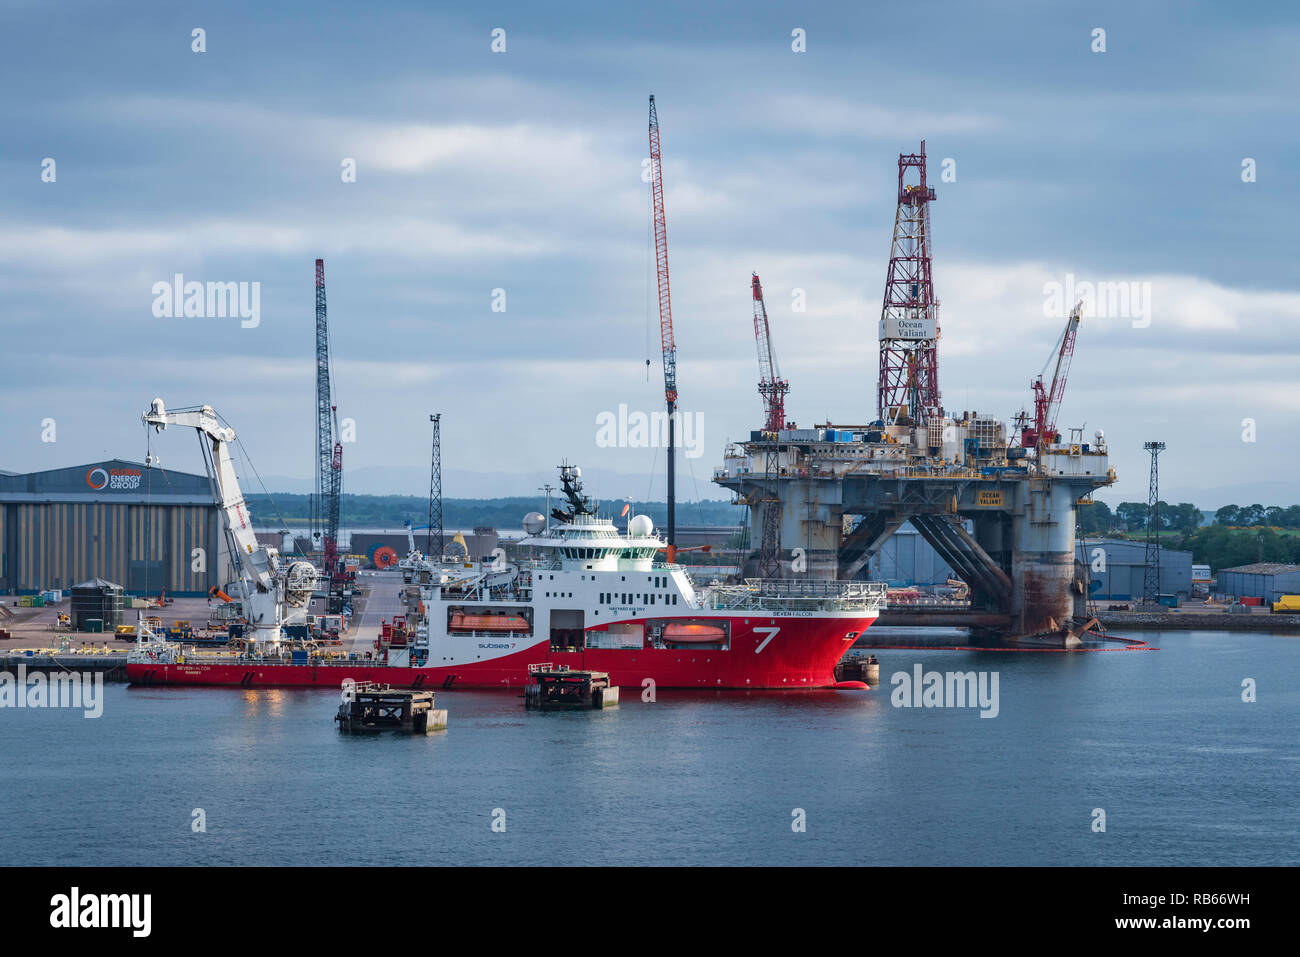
[{"left": 142, "top": 399, "right": 317, "bottom": 653}]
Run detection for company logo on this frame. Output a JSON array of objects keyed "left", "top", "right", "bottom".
[{"left": 86, "top": 466, "right": 142, "bottom": 491}]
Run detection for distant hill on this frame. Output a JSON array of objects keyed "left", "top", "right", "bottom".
[{"left": 246, "top": 492, "right": 745, "bottom": 530}]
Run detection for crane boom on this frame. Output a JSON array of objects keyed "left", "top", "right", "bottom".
[
  {"left": 751, "top": 272, "right": 789, "bottom": 432},
  {"left": 315, "top": 259, "right": 342, "bottom": 582},
  {"left": 648, "top": 93, "right": 678, "bottom": 553},
  {"left": 1021, "top": 301, "right": 1082, "bottom": 451},
  {"left": 142, "top": 402, "right": 271, "bottom": 591},
  {"left": 142, "top": 399, "right": 316, "bottom": 651},
  {"left": 648, "top": 95, "right": 677, "bottom": 405},
  {"left": 1044, "top": 301, "right": 1081, "bottom": 437}
]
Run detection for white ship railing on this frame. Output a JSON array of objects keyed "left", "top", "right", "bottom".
[{"left": 702, "top": 578, "right": 887, "bottom": 613}]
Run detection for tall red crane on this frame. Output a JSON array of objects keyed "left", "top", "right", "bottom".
[
  {"left": 751, "top": 273, "right": 789, "bottom": 432},
  {"left": 315, "top": 259, "right": 344, "bottom": 608},
  {"left": 1021, "top": 301, "right": 1082, "bottom": 451},
  {"left": 648, "top": 93, "right": 678, "bottom": 557}
]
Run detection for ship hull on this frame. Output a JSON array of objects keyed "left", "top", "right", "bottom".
[{"left": 127, "top": 614, "right": 878, "bottom": 691}]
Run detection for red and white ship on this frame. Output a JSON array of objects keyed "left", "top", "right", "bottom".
[{"left": 128, "top": 448, "right": 884, "bottom": 691}]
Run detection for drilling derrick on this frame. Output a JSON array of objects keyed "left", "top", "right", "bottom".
[
  {"left": 648, "top": 93, "right": 679, "bottom": 557},
  {"left": 751, "top": 273, "right": 788, "bottom": 578},
  {"left": 315, "top": 259, "right": 344, "bottom": 611},
  {"left": 878, "top": 142, "right": 939, "bottom": 425}
]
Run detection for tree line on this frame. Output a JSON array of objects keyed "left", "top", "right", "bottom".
[
  {"left": 1079, "top": 500, "right": 1300, "bottom": 571},
  {"left": 1079, "top": 500, "right": 1300, "bottom": 535},
  {"left": 247, "top": 492, "right": 745, "bottom": 530},
  {"left": 1077, "top": 500, "right": 1203, "bottom": 535}
]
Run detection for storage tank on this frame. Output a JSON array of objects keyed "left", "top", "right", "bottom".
[{"left": 70, "top": 578, "right": 125, "bottom": 630}]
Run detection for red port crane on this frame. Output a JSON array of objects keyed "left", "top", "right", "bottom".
[
  {"left": 750, "top": 272, "right": 789, "bottom": 432},
  {"left": 648, "top": 94, "right": 679, "bottom": 558},
  {"left": 1021, "top": 300, "right": 1083, "bottom": 452}
]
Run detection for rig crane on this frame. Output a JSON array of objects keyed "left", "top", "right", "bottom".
[
  {"left": 1020, "top": 301, "right": 1083, "bottom": 453},
  {"left": 751, "top": 273, "right": 788, "bottom": 578},
  {"left": 750, "top": 273, "right": 789, "bottom": 432},
  {"left": 648, "top": 93, "right": 679, "bottom": 561},
  {"left": 142, "top": 399, "right": 317, "bottom": 653},
  {"left": 315, "top": 259, "right": 345, "bottom": 611}
]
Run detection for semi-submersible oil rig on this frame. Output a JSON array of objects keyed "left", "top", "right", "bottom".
[{"left": 713, "top": 142, "right": 1115, "bottom": 645}]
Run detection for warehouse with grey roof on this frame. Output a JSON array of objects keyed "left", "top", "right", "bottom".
[{"left": 1, "top": 460, "right": 233, "bottom": 597}]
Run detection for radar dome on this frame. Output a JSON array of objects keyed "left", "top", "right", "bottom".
[
  {"left": 570, "top": 466, "right": 582, "bottom": 479},
  {"left": 628, "top": 514, "right": 654, "bottom": 537},
  {"left": 522, "top": 512, "right": 546, "bottom": 535}
]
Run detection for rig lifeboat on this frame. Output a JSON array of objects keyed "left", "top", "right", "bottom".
[
  {"left": 449, "top": 612, "right": 531, "bottom": 633},
  {"left": 661, "top": 622, "right": 727, "bottom": 644}
]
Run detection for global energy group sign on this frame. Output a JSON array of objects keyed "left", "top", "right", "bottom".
[{"left": 85, "top": 466, "right": 143, "bottom": 491}]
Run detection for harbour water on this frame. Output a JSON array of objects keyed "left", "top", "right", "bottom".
[{"left": 1, "top": 630, "right": 1295, "bottom": 866}]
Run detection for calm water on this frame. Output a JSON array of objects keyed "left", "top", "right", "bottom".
[{"left": 2, "top": 630, "right": 1296, "bottom": 866}]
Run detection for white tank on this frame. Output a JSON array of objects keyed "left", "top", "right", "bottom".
[{"left": 628, "top": 514, "right": 654, "bottom": 537}]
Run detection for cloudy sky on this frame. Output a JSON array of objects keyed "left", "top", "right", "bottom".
[{"left": 2, "top": 1, "right": 1297, "bottom": 507}]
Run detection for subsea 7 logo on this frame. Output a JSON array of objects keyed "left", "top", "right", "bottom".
[{"left": 754, "top": 626, "right": 780, "bottom": 654}]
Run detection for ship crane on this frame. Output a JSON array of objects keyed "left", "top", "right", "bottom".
[
  {"left": 648, "top": 93, "right": 680, "bottom": 561},
  {"left": 142, "top": 399, "right": 317, "bottom": 653},
  {"left": 403, "top": 520, "right": 427, "bottom": 562},
  {"left": 1020, "top": 301, "right": 1083, "bottom": 453},
  {"left": 751, "top": 272, "right": 789, "bottom": 432}
]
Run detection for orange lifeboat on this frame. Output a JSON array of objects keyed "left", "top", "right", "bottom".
[
  {"left": 449, "top": 612, "right": 530, "bottom": 633},
  {"left": 661, "top": 622, "right": 727, "bottom": 643}
]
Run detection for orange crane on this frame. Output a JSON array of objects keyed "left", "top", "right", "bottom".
[
  {"left": 648, "top": 94, "right": 679, "bottom": 560},
  {"left": 750, "top": 273, "right": 789, "bottom": 432}
]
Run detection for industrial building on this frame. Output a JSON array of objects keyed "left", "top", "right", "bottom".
[
  {"left": 1215, "top": 563, "right": 1300, "bottom": 603},
  {"left": 0, "top": 460, "right": 232, "bottom": 597},
  {"left": 1073, "top": 538, "right": 1192, "bottom": 601}
]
